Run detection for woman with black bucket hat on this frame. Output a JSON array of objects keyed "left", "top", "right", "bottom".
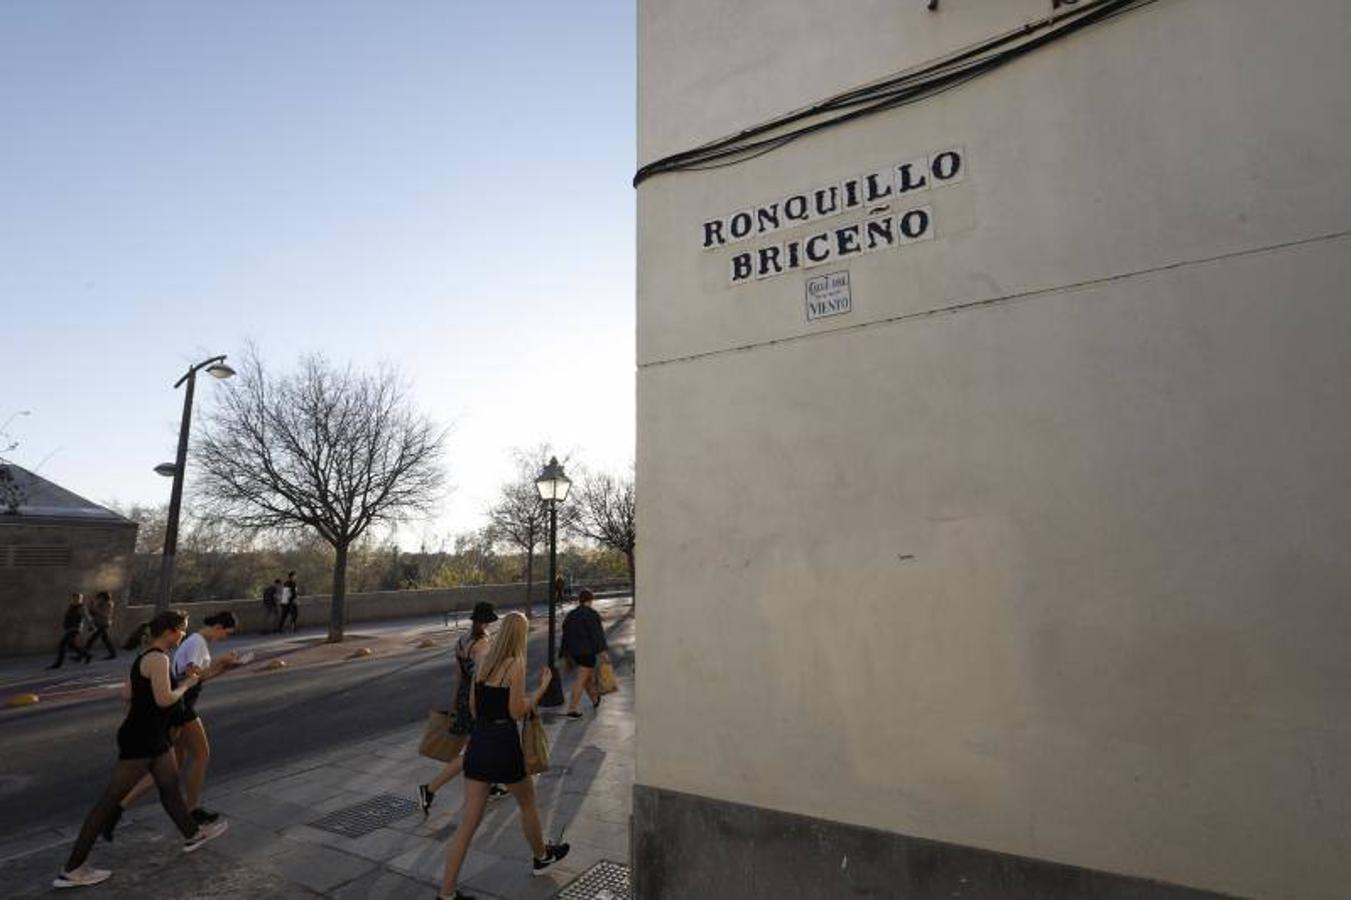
[{"left": 417, "top": 601, "right": 507, "bottom": 814}]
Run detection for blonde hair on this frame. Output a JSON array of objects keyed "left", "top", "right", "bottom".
[{"left": 478, "top": 611, "right": 528, "bottom": 685}]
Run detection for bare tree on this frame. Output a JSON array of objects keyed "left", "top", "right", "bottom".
[
  {"left": 194, "top": 350, "right": 446, "bottom": 642},
  {"left": 486, "top": 445, "right": 578, "bottom": 615},
  {"left": 572, "top": 466, "right": 636, "bottom": 604}
]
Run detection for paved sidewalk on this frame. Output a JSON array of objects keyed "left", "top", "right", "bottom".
[{"left": 0, "top": 613, "right": 636, "bottom": 899}]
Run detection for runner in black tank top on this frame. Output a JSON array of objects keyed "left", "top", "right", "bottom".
[
  {"left": 116, "top": 648, "right": 175, "bottom": 758},
  {"left": 109, "top": 611, "right": 241, "bottom": 838},
  {"left": 53, "top": 610, "right": 229, "bottom": 890}
]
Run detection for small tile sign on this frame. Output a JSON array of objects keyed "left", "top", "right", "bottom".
[{"left": 805, "top": 270, "right": 852, "bottom": 321}]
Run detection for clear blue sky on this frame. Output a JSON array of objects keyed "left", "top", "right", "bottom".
[{"left": 0, "top": 2, "right": 636, "bottom": 546}]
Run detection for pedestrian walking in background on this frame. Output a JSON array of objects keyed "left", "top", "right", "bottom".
[
  {"left": 108, "top": 612, "right": 241, "bottom": 839},
  {"left": 560, "top": 589, "right": 607, "bottom": 719},
  {"left": 417, "top": 602, "right": 507, "bottom": 815},
  {"left": 52, "top": 609, "right": 228, "bottom": 889},
  {"left": 278, "top": 571, "right": 300, "bottom": 633},
  {"left": 439, "top": 612, "right": 568, "bottom": 899},
  {"left": 261, "top": 578, "right": 281, "bottom": 634},
  {"left": 81, "top": 591, "right": 118, "bottom": 661},
  {"left": 49, "top": 593, "right": 92, "bottom": 669}
]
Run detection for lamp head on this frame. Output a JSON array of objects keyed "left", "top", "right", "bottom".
[
  {"left": 154, "top": 462, "right": 178, "bottom": 478},
  {"left": 205, "top": 362, "right": 235, "bottom": 380},
  {"left": 535, "top": 456, "right": 571, "bottom": 503}
]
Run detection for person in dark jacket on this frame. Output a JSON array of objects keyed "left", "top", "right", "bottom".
[
  {"left": 261, "top": 579, "right": 282, "bottom": 634},
  {"left": 49, "top": 593, "right": 93, "bottom": 668},
  {"left": 81, "top": 591, "right": 118, "bottom": 660},
  {"left": 559, "top": 589, "right": 607, "bottom": 719}
]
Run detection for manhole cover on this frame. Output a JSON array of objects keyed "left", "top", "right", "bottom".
[
  {"left": 558, "top": 860, "right": 631, "bottom": 900},
  {"left": 308, "top": 792, "right": 420, "bottom": 838}
]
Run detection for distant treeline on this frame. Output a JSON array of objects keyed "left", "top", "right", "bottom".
[{"left": 114, "top": 503, "right": 628, "bottom": 604}]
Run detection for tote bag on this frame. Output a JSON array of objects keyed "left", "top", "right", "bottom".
[
  {"left": 418, "top": 710, "right": 467, "bottom": 762},
  {"left": 521, "top": 711, "right": 550, "bottom": 775},
  {"left": 595, "top": 655, "right": 619, "bottom": 695}
]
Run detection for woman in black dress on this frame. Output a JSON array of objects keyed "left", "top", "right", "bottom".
[
  {"left": 417, "top": 602, "right": 503, "bottom": 814},
  {"left": 438, "top": 612, "right": 569, "bottom": 900},
  {"left": 560, "top": 589, "right": 608, "bottom": 719},
  {"left": 52, "top": 610, "right": 229, "bottom": 889}
]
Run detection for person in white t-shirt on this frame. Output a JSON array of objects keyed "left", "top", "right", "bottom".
[
  {"left": 278, "top": 571, "right": 300, "bottom": 633},
  {"left": 106, "top": 612, "right": 241, "bottom": 839}
]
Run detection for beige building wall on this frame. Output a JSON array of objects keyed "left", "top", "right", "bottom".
[{"left": 634, "top": 2, "right": 1351, "bottom": 898}]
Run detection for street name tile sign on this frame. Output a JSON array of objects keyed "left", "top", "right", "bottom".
[{"left": 806, "top": 270, "right": 852, "bottom": 321}]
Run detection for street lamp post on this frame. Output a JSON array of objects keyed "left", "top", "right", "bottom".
[
  {"left": 535, "top": 456, "right": 571, "bottom": 708},
  {"left": 0, "top": 409, "right": 31, "bottom": 454},
  {"left": 153, "top": 355, "right": 235, "bottom": 612}
]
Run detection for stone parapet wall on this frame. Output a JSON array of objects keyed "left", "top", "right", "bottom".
[{"left": 113, "top": 579, "right": 633, "bottom": 643}]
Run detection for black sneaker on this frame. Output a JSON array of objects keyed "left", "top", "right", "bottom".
[
  {"left": 190, "top": 807, "right": 219, "bottom": 825},
  {"left": 183, "top": 819, "right": 228, "bottom": 853},
  {"left": 488, "top": 784, "right": 508, "bottom": 800},
  {"left": 532, "top": 842, "right": 570, "bottom": 875},
  {"left": 100, "top": 805, "right": 123, "bottom": 842},
  {"left": 417, "top": 784, "right": 434, "bottom": 815},
  {"left": 183, "top": 816, "right": 228, "bottom": 854}
]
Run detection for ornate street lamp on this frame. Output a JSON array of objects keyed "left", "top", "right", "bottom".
[
  {"left": 153, "top": 355, "right": 234, "bottom": 611},
  {"left": 535, "top": 456, "right": 571, "bottom": 708}
]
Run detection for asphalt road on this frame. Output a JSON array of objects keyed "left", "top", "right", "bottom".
[{"left": 0, "top": 623, "right": 560, "bottom": 840}]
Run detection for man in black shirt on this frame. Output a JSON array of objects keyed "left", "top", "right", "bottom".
[
  {"left": 49, "top": 593, "right": 93, "bottom": 668},
  {"left": 560, "top": 590, "right": 608, "bottom": 718},
  {"left": 261, "top": 579, "right": 282, "bottom": 634}
]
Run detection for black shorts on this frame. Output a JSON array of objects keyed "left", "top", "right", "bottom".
[
  {"left": 116, "top": 722, "right": 171, "bottom": 760},
  {"left": 571, "top": 653, "right": 597, "bottom": 669},
  {"left": 168, "top": 683, "right": 202, "bottom": 726},
  {"left": 168, "top": 702, "right": 199, "bottom": 727}
]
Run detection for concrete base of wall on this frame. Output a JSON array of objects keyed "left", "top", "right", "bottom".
[{"left": 631, "top": 785, "right": 1234, "bottom": 899}]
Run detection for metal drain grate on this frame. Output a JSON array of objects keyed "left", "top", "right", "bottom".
[
  {"left": 558, "top": 860, "right": 632, "bottom": 900},
  {"left": 308, "top": 792, "right": 421, "bottom": 838}
]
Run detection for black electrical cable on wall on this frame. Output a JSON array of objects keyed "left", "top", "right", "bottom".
[{"left": 632, "top": 0, "right": 1160, "bottom": 187}]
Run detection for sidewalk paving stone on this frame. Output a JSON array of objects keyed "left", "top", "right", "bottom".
[
  {"left": 329, "top": 867, "right": 446, "bottom": 900},
  {"left": 254, "top": 839, "right": 380, "bottom": 894}
]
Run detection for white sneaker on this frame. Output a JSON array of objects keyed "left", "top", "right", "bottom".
[
  {"left": 183, "top": 818, "right": 229, "bottom": 853},
  {"left": 53, "top": 865, "right": 112, "bottom": 888}
]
